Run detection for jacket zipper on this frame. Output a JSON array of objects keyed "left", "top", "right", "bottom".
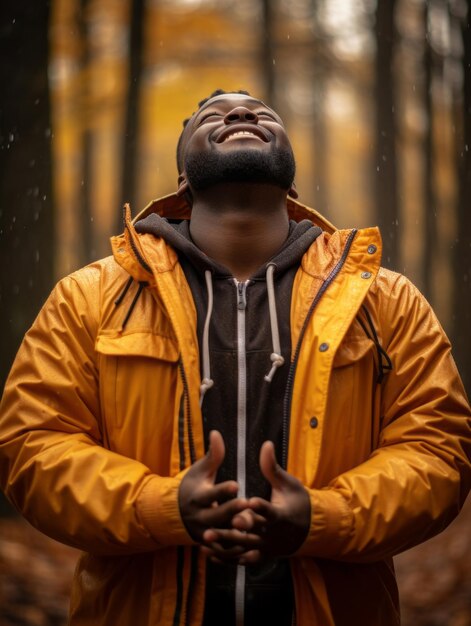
[
  {"left": 281, "top": 229, "right": 358, "bottom": 468},
  {"left": 124, "top": 221, "right": 153, "bottom": 274},
  {"left": 234, "top": 279, "right": 249, "bottom": 626},
  {"left": 177, "top": 359, "right": 197, "bottom": 626}
]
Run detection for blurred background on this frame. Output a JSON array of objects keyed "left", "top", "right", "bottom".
[{"left": 0, "top": 0, "right": 470, "bottom": 624}]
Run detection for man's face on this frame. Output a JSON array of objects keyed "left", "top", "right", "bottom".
[{"left": 179, "top": 94, "right": 296, "bottom": 193}]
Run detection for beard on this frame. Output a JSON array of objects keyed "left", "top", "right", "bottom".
[{"left": 184, "top": 145, "right": 296, "bottom": 192}]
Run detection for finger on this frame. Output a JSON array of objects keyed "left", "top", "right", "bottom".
[
  {"left": 247, "top": 497, "right": 278, "bottom": 522},
  {"left": 232, "top": 509, "right": 267, "bottom": 531},
  {"left": 238, "top": 549, "right": 263, "bottom": 565},
  {"left": 201, "top": 542, "right": 247, "bottom": 561},
  {"left": 205, "top": 430, "right": 226, "bottom": 476},
  {"left": 259, "top": 440, "right": 284, "bottom": 488},
  {"left": 195, "top": 480, "right": 239, "bottom": 507},
  {"left": 201, "top": 497, "right": 249, "bottom": 528},
  {"left": 203, "top": 528, "right": 262, "bottom": 549}
]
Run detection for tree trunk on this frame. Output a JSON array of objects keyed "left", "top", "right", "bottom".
[
  {"left": 260, "top": 0, "right": 276, "bottom": 107},
  {"left": 374, "top": 0, "right": 399, "bottom": 270},
  {"left": 0, "top": 2, "right": 54, "bottom": 515},
  {"left": 422, "top": 2, "right": 436, "bottom": 302},
  {"left": 311, "top": 0, "right": 328, "bottom": 215},
  {"left": 79, "top": 0, "right": 94, "bottom": 265},
  {"left": 453, "top": 9, "right": 471, "bottom": 396},
  {"left": 0, "top": 2, "right": 54, "bottom": 390},
  {"left": 118, "top": 0, "right": 145, "bottom": 232}
]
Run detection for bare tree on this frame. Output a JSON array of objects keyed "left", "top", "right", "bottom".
[
  {"left": 374, "top": 0, "right": 399, "bottom": 269},
  {"left": 422, "top": 1, "right": 437, "bottom": 301},
  {"left": 79, "top": 0, "right": 94, "bottom": 266},
  {"left": 260, "top": 0, "right": 276, "bottom": 107},
  {"left": 118, "top": 0, "right": 146, "bottom": 233},
  {"left": 453, "top": 5, "right": 471, "bottom": 395},
  {"left": 0, "top": 2, "right": 54, "bottom": 390},
  {"left": 0, "top": 2, "right": 54, "bottom": 515}
]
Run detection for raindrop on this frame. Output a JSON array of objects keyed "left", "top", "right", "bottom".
[
  {"left": 12, "top": 216, "right": 16, "bottom": 223},
  {"left": 42, "top": 195, "right": 47, "bottom": 201},
  {"left": 33, "top": 211, "right": 39, "bottom": 221},
  {"left": 44, "top": 128, "right": 51, "bottom": 138},
  {"left": 90, "top": 216, "right": 94, "bottom": 222},
  {"left": 9, "top": 133, "right": 14, "bottom": 142},
  {"left": 287, "top": 34, "right": 290, "bottom": 39},
  {"left": 465, "top": 144, "right": 469, "bottom": 152},
  {"left": 273, "top": 58, "right": 276, "bottom": 65},
  {"left": 376, "top": 165, "right": 380, "bottom": 171},
  {"left": 33, "top": 187, "right": 39, "bottom": 197},
  {"left": 35, "top": 99, "right": 40, "bottom": 105},
  {"left": 29, "top": 159, "right": 36, "bottom": 167},
  {"left": 35, "top": 250, "right": 40, "bottom": 263},
  {"left": 382, "top": 155, "right": 387, "bottom": 162}
]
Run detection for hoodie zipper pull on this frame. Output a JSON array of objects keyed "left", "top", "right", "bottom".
[{"left": 237, "top": 281, "right": 248, "bottom": 310}]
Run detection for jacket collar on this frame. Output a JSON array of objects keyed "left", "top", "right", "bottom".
[{"left": 131, "top": 192, "right": 337, "bottom": 234}]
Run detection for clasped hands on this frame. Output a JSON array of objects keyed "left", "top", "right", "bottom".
[{"left": 178, "top": 430, "right": 311, "bottom": 565}]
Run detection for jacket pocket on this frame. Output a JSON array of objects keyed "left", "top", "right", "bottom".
[
  {"left": 329, "top": 336, "right": 377, "bottom": 446},
  {"left": 96, "top": 331, "right": 179, "bottom": 361},
  {"left": 96, "top": 331, "right": 179, "bottom": 436}
]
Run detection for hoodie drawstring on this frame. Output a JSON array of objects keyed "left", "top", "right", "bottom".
[
  {"left": 199, "top": 270, "right": 215, "bottom": 406},
  {"left": 264, "top": 263, "right": 285, "bottom": 383}
]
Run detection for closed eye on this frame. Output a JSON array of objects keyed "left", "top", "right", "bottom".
[
  {"left": 256, "top": 111, "right": 278, "bottom": 121},
  {"left": 199, "top": 112, "right": 223, "bottom": 124}
]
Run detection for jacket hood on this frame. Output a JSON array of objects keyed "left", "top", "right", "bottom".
[{"left": 134, "top": 213, "right": 322, "bottom": 279}]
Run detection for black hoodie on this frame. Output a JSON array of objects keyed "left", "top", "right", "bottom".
[{"left": 135, "top": 214, "right": 322, "bottom": 626}]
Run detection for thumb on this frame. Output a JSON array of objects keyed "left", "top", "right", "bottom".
[
  {"left": 259, "top": 440, "right": 283, "bottom": 488},
  {"left": 205, "top": 430, "right": 225, "bottom": 475}
]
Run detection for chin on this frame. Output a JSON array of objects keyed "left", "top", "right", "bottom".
[{"left": 185, "top": 148, "right": 295, "bottom": 191}]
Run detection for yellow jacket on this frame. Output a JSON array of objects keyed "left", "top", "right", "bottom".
[{"left": 1, "top": 194, "right": 470, "bottom": 626}]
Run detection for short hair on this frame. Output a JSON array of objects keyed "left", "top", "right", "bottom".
[{"left": 176, "top": 89, "right": 251, "bottom": 174}]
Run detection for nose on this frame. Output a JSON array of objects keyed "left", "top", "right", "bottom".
[{"left": 224, "top": 107, "right": 259, "bottom": 124}]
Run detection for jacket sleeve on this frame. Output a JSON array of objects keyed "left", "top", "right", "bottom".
[
  {"left": 298, "top": 272, "right": 471, "bottom": 562},
  {"left": 0, "top": 267, "right": 192, "bottom": 555}
]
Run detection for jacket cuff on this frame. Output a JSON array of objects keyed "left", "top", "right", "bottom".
[
  {"left": 296, "top": 488, "right": 353, "bottom": 557},
  {"left": 136, "top": 473, "right": 195, "bottom": 547}
]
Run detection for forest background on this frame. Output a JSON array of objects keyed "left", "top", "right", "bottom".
[{"left": 0, "top": 0, "right": 470, "bottom": 624}]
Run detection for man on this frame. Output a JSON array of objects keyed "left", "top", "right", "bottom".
[{"left": 0, "top": 89, "right": 470, "bottom": 626}]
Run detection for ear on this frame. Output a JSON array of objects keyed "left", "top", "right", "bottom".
[
  {"left": 288, "top": 182, "right": 299, "bottom": 199},
  {"left": 176, "top": 173, "right": 189, "bottom": 197}
]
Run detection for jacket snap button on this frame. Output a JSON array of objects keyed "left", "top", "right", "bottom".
[
  {"left": 319, "top": 342, "right": 329, "bottom": 352},
  {"left": 361, "top": 271, "right": 372, "bottom": 279},
  {"left": 367, "top": 245, "right": 377, "bottom": 254},
  {"left": 310, "top": 417, "right": 319, "bottom": 428}
]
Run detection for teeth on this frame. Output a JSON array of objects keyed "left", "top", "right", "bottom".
[{"left": 223, "top": 131, "right": 259, "bottom": 142}]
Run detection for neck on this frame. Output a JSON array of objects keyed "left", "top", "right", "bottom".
[{"left": 189, "top": 183, "right": 290, "bottom": 280}]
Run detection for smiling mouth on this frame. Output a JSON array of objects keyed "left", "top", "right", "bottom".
[
  {"left": 222, "top": 131, "right": 263, "bottom": 143},
  {"left": 216, "top": 126, "right": 270, "bottom": 144}
]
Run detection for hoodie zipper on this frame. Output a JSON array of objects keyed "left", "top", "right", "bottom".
[
  {"left": 234, "top": 279, "right": 249, "bottom": 626},
  {"left": 281, "top": 229, "right": 358, "bottom": 468}
]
